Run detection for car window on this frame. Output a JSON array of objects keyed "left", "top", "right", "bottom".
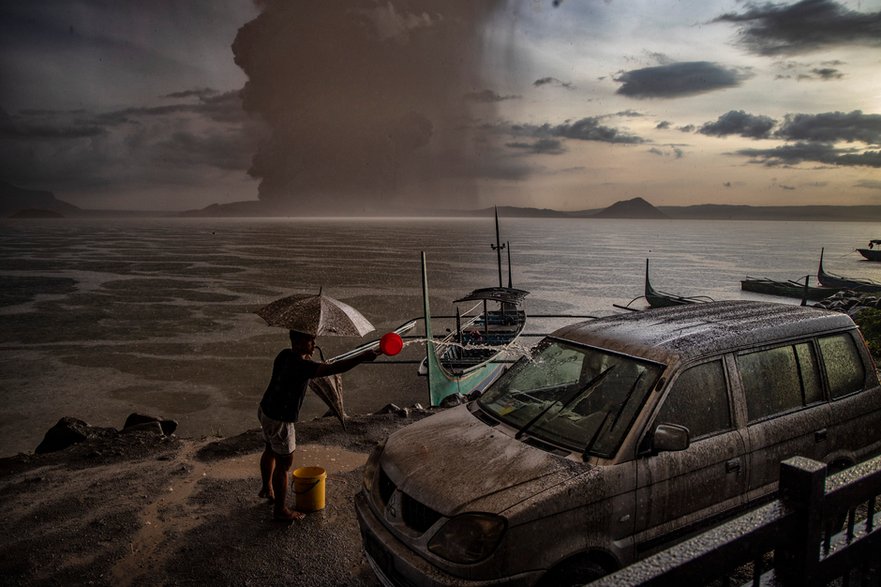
[
  {"left": 656, "top": 360, "right": 730, "bottom": 439},
  {"left": 818, "top": 333, "right": 865, "bottom": 399},
  {"left": 738, "top": 346, "right": 803, "bottom": 422},
  {"left": 794, "top": 342, "right": 823, "bottom": 404}
]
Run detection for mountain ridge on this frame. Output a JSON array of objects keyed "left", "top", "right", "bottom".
[{"left": 3, "top": 181, "right": 881, "bottom": 221}]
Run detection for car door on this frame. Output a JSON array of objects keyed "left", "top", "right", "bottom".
[
  {"left": 633, "top": 357, "right": 749, "bottom": 555},
  {"left": 818, "top": 332, "right": 881, "bottom": 464},
  {"left": 736, "top": 341, "right": 832, "bottom": 502}
]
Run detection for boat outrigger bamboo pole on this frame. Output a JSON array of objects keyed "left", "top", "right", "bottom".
[{"left": 507, "top": 241, "right": 512, "bottom": 289}]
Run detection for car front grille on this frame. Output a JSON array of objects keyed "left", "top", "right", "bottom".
[
  {"left": 401, "top": 492, "right": 441, "bottom": 534},
  {"left": 377, "top": 465, "right": 442, "bottom": 535},
  {"left": 378, "top": 466, "right": 395, "bottom": 505}
]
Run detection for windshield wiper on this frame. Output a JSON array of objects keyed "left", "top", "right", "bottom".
[
  {"left": 514, "top": 365, "right": 615, "bottom": 441},
  {"left": 582, "top": 370, "right": 646, "bottom": 458}
]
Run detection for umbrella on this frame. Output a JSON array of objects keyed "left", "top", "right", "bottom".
[
  {"left": 255, "top": 291, "right": 375, "bottom": 337},
  {"left": 309, "top": 374, "right": 348, "bottom": 430}
]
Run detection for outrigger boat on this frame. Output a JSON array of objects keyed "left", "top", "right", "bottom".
[
  {"left": 740, "top": 275, "right": 838, "bottom": 302},
  {"left": 817, "top": 248, "right": 881, "bottom": 292},
  {"left": 643, "top": 259, "right": 713, "bottom": 308},
  {"left": 857, "top": 240, "right": 881, "bottom": 262},
  {"left": 417, "top": 209, "right": 529, "bottom": 406},
  {"left": 418, "top": 252, "right": 529, "bottom": 405}
]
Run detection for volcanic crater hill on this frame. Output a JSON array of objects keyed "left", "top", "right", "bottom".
[{"left": 589, "top": 196, "right": 669, "bottom": 219}]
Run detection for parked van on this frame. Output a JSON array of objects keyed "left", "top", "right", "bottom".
[{"left": 355, "top": 301, "right": 881, "bottom": 586}]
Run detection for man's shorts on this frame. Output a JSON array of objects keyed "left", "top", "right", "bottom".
[{"left": 258, "top": 406, "right": 296, "bottom": 455}]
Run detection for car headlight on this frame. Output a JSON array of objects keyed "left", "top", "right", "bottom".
[
  {"left": 362, "top": 439, "right": 386, "bottom": 492},
  {"left": 427, "top": 513, "right": 507, "bottom": 564}
]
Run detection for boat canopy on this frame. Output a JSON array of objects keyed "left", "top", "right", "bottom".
[
  {"left": 454, "top": 287, "right": 529, "bottom": 305},
  {"left": 869, "top": 240, "right": 881, "bottom": 246}
]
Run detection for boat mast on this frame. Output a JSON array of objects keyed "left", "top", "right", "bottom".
[{"left": 492, "top": 206, "right": 506, "bottom": 288}]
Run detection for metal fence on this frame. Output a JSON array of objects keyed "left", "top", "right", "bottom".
[{"left": 593, "top": 454, "right": 881, "bottom": 586}]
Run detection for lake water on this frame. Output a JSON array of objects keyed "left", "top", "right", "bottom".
[{"left": 1, "top": 216, "right": 878, "bottom": 456}]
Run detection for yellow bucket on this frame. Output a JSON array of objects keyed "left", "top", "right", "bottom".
[{"left": 292, "top": 466, "right": 327, "bottom": 512}]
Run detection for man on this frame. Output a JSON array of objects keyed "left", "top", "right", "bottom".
[{"left": 258, "top": 330, "right": 379, "bottom": 521}]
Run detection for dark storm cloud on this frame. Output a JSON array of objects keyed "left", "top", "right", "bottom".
[
  {"left": 614, "top": 62, "right": 751, "bottom": 98},
  {"left": 772, "top": 59, "right": 846, "bottom": 81},
  {"left": 0, "top": 1, "right": 256, "bottom": 112},
  {"left": 735, "top": 142, "right": 881, "bottom": 168},
  {"left": 0, "top": 107, "right": 105, "bottom": 139},
  {"left": 713, "top": 0, "right": 881, "bottom": 55},
  {"left": 539, "top": 117, "right": 645, "bottom": 144},
  {"left": 811, "top": 67, "right": 843, "bottom": 80},
  {"left": 648, "top": 146, "right": 684, "bottom": 159},
  {"left": 465, "top": 90, "right": 521, "bottom": 103},
  {"left": 165, "top": 88, "right": 218, "bottom": 100},
  {"left": 775, "top": 111, "right": 881, "bottom": 145},
  {"left": 0, "top": 91, "right": 262, "bottom": 188},
  {"left": 699, "top": 110, "right": 777, "bottom": 139},
  {"left": 505, "top": 138, "right": 565, "bottom": 155},
  {"left": 533, "top": 77, "right": 574, "bottom": 89},
  {"left": 232, "top": 0, "right": 509, "bottom": 211},
  {"left": 656, "top": 121, "right": 671, "bottom": 130}
]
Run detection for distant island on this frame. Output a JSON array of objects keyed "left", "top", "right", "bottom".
[{"left": 3, "top": 181, "right": 881, "bottom": 222}]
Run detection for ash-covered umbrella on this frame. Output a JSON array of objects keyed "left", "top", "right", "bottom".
[
  {"left": 255, "top": 291, "right": 375, "bottom": 337},
  {"left": 255, "top": 290, "right": 375, "bottom": 429}
]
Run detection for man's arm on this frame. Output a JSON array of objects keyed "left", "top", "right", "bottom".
[{"left": 313, "top": 348, "right": 380, "bottom": 377}]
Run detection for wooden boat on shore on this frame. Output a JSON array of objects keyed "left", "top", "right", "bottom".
[
  {"left": 857, "top": 240, "right": 881, "bottom": 261},
  {"left": 644, "top": 259, "right": 713, "bottom": 308},
  {"left": 411, "top": 208, "right": 598, "bottom": 406},
  {"left": 740, "top": 276, "right": 838, "bottom": 302},
  {"left": 818, "top": 248, "right": 881, "bottom": 291},
  {"left": 417, "top": 209, "right": 528, "bottom": 406}
]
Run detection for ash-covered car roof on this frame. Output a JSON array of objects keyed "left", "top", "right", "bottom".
[{"left": 551, "top": 300, "right": 855, "bottom": 365}]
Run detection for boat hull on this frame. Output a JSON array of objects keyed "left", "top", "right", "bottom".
[
  {"left": 817, "top": 247, "right": 881, "bottom": 292},
  {"left": 857, "top": 248, "right": 881, "bottom": 262},
  {"left": 740, "top": 278, "right": 837, "bottom": 301}
]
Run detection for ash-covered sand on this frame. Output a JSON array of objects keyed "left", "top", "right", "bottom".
[{"left": 0, "top": 411, "right": 433, "bottom": 586}]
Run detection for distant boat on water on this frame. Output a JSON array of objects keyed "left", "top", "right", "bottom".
[
  {"left": 817, "top": 248, "right": 881, "bottom": 291},
  {"left": 740, "top": 276, "right": 838, "bottom": 302},
  {"left": 643, "top": 259, "right": 714, "bottom": 308},
  {"left": 856, "top": 240, "right": 881, "bottom": 262}
]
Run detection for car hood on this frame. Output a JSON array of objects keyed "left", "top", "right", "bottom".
[{"left": 380, "top": 404, "right": 591, "bottom": 515}]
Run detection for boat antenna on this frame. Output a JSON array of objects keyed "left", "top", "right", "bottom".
[
  {"left": 491, "top": 206, "right": 506, "bottom": 288},
  {"left": 507, "top": 241, "right": 513, "bottom": 289}
]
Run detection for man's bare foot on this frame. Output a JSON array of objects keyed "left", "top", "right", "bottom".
[
  {"left": 273, "top": 508, "right": 305, "bottom": 522},
  {"left": 258, "top": 488, "right": 275, "bottom": 503}
]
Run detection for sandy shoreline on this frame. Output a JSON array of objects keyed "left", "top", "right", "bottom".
[{"left": 0, "top": 411, "right": 431, "bottom": 586}]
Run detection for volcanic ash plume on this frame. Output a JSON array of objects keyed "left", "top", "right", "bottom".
[{"left": 233, "top": 0, "right": 505, "bottom": 214}]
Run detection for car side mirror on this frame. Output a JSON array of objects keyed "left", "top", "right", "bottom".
[{"left": 652, "top": 423, "right": 690, "bottom": 453}]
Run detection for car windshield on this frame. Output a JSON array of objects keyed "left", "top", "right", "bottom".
[{"left": 478, "top": 338, "right": 663, "bottom": 458}]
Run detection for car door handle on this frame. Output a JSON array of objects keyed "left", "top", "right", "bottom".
[
  {"left": 815, "top": 428, "right": 828, "bottom": 442},
  {"left": 726, "top": 458, "right": 741, "bottom": 473}
]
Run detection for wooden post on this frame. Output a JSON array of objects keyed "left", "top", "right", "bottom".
[{"left": 775, "top": 456, "right": 827, "bottom": 586}]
